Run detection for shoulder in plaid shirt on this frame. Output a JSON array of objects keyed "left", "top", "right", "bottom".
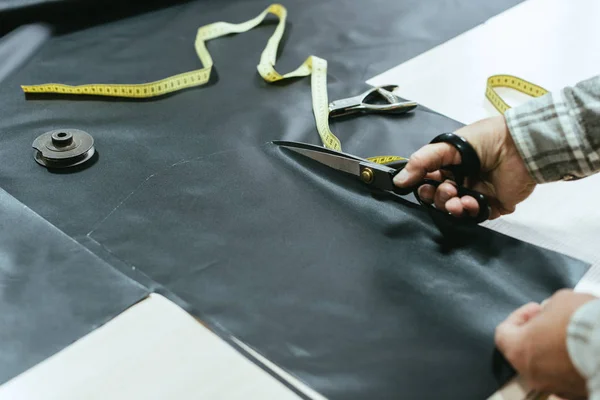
[{"left": 505, "top": 75, "right": 600, "bottom": 398}]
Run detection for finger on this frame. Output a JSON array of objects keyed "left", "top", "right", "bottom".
[
  {"left": 417, "top": 184, "right": 436, "bottom": 204},
  {"left": 495, "top": 303, "right": 542, "bottom": 360},
  {"left": 393, "top": 143, "right": 461, "bottom": 187},
  {"left": 469, "top": 181, "right": 513, "bottom": 219},
  {"left": 445, "top": 197, "right": 464, "bottom": 216},
  {"left": 504, "top": 302, "right": 543, "bottom": 327},
  {"left": 434, "top": 181, "right": 458, "bottom": 211},
  {"left": 460, "top": 196, "right": 480, "bottom": 217},
  {"left": 424, "top": 171, "right": 444, "bottom": 181}
]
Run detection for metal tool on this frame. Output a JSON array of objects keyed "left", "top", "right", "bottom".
[
  {"left": 328, "top": 85, "right": 418, "bottom": 118},
  {"left": 32, "top": 129, "right": 95, "bottom": 169},
  {"left": 274, "top": 134, "right": 490, "bottom": 224}
]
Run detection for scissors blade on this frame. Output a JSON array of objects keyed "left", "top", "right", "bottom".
[{"left": 274, "top": 140, "right": 361, "bottom": 177}]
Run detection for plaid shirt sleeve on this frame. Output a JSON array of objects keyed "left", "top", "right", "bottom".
[
  {"left": 567, "top": 299, "right": 600, "bottom": 399},
  {"left": 504, "top": 75, "right": 600, "bottom": 183}
]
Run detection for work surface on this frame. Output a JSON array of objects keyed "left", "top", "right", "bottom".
[{"left": 0, "top": 0, "right": 597, "bottom": 399}]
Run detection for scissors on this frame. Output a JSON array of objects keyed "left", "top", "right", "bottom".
[
  {"left": 274, "top": 133, "right": 490, "bottom": 224},
  {"left": 328, "top": 85, "right": 418, "bottom": 118}
]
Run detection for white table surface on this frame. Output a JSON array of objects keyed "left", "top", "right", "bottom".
[
  {"left": 0, "top": 294, "right": 322, "bottom": 400},
  {"left": 2, "top": 0, "right": 597, "bottom": 398},
  {"left": 368, "top": 0, "right": 600, "bottom": 126}
]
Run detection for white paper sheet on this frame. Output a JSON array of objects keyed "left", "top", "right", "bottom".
[{"left": 367, "top": 0, "right": 600, "bottom": 295}]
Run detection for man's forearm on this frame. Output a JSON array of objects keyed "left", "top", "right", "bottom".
[
  {"left": 567, "top": 298, "right": 600, "bottom": 399},
  {"left": 504, "top": 75, "right": 600, "bottom": 183}
]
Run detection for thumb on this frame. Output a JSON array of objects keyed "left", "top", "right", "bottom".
[{"left": 393, "top": 142, "right": 462, "bottom": 187}]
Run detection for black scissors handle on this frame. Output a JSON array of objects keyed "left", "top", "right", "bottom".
[
  {"left": 430, "top": 132, "right": 481, "bottom": 186},
  {"left": 401, "top": 132, "right": 490, "bottom": 224}
]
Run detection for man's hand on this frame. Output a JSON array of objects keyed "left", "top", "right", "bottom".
[
  {"left": 393, "top": 116, "right": 537, "bottom": 219},
  {"left": 495, "top": 290, "right": 597, "bottom": 398}
]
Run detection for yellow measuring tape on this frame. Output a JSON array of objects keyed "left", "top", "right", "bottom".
[
  {"left": 22, "top": 4, "right": 547, "bottom": 161},
  {"left": 21, "top": 4, "right": 405, "bottom": 164},
  {"left": 485, "top": 74, "right": 548, "bottom": 113}
]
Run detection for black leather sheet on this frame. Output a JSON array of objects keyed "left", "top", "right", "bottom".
[
  {"left": 0, "top": 189, "right": 148, "bottom": 384},
  {"left": 0, "top": 0, "right": 524, "bottom": 240},
  {"left": 0, "top": 0, "right": 589, "bottom": 397},
  {"left": 89, "top": 144, "right": 587, "bottom": 399}
]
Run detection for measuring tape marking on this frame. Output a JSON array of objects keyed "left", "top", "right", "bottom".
[{"left": 485, "top": 74, "right": 548, "bottom": 114}]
